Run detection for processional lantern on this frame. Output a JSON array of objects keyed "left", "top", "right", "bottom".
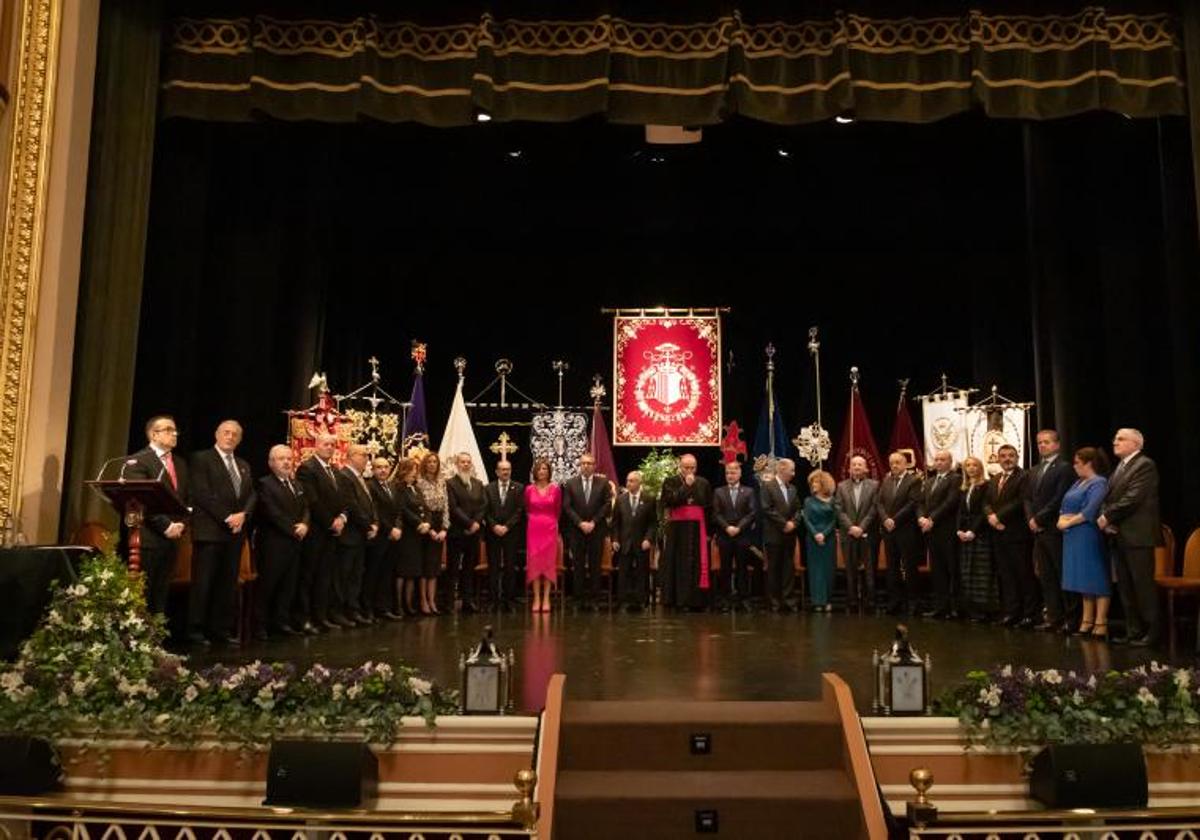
[
  {"left": 872, "top": 625, "right": 932, "bottom": 716},
  {"left": 459, "top": 626, "right": 515, "bottom": 715}
]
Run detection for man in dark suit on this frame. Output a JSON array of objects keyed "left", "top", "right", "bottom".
[
  {"left": 835, "top": 455, "right": 880, "bottom": 613},
  {"left": 253, "top": 445, "right": 308, "bottom": 640},
  {"left": 365, "top": 456, "right": 403, "bottom": 621},
  {"left": 713, "top": 460, "right": 757, "bottom": 611},
  {"left": 1099, "top": 428, "right": 1162, "bottom": 646},
  {"left": 124, "top": 414, "right": 190, "bottom": 616},
  {"left": 484, "top": 460, "right": 524, "bottom": 610},
  {"left": 446, "top": 451, "right": 487, "bottom": 613},
  {"left": 561, "top": 453, "right": 612, "bottom": 610},
  {"left": 760, "top": 458, "right": 801, "bottom": 612},
  {"left": 918, "top": 450, "right": 961, "bottom": 619},
  {"left": 336, "top": 444, "right": 378, "bottom": 625},
  {"left": 985, "top": 444, "right": 1037, "bottom": 627},
  {"left": 187, "top": 419, "right": 256, "bottom": 646},
  {"left": 1024, "top": 429, "right": 1076, "bottom": 632},
  {"left": 611, "top": 470, "right": 657, "bottom": 611},
  {"left": 294, "top": 434, "right": 346, "bottom": 633},
  {"left": 878, "top": 451, "right": 922, "bottom": 616}
]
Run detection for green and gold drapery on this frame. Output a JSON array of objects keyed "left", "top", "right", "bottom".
[{"left": 159, "top": 7, "right": 1185, "bottom": 125}]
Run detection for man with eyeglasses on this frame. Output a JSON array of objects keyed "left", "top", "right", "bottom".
[{"left": 126, "top": 415, "right": 191, "bottom": 615}]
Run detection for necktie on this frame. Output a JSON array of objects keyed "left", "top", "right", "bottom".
[
  {"left": 583, "top": 478, "right": 591, "bottom": 503},
  {"left": 631, "top": 494, "right": 639, "bottom": 515},
  {"left": 730, "top": 486, "right": 737, "bottom": 506},
  {"left": 162, "top": 451, "right": 178, "bottom": 489},
  {"left": 501, "top": 482, "right": 508, "bottom": 499},
  {"left": 225, "top": 453, "right": 241, "bottom": 495},
  {"left": 323, "top": 461, "right": 335, "bottom": 484},
  {"left": 284, "top": 477, "right": 295, "bottom": 495},
  {"left": 853, "top": 481, "right": 862, "bottom": 510},
  {"left": 1113, "top": 459, "right": 1127, "bottom": 482},
  {"left": 383, "top": 481, "right": 392, "bottom": 499},
  {"left": 999, "top": 472, "right": 1009, "bottom": 492}
]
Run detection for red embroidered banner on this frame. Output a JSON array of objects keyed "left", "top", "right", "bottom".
[{"left": 613, "top": 314, "right": 722, "bottom": 446}]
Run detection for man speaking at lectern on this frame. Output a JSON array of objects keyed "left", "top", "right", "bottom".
[{"left": 125, "top": 415, "right": 190, "bottom": 615}]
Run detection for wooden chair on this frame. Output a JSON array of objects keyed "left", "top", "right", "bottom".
[
  {"left": 237, "top": 539, "right": 256, "bottom": 642},
  {"left": 1154, "top": 523, "right": 1177, "bottom": 580},
  {"left": 1155, "top": 527, "right": 1200, "bottom": 657}
]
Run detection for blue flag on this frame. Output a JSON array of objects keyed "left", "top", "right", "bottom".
[
  {"left": 402, "top": 370, "right": 429, "bottom": 453},
  {"left": 752, "top": 389, "right": 794, "bottom": 465}
]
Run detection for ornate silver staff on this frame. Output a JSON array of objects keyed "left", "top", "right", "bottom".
[{"left": 793, "top": 326, "right": 831, "bottom": 467}]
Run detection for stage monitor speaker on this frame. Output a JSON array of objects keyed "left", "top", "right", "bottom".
[
  {"left": 264, "top": 740, "right": 378, "bottom": 808},
  {"left": 1029, "top": 743, "right": 1147, "bottom": 808},
  {"left": 0, "top": 736, "right": 62, "bottom": 794}
]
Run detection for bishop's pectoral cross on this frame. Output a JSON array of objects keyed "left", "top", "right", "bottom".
[{"left": 489, "top": 432, "right": 519, "bottom": 462}]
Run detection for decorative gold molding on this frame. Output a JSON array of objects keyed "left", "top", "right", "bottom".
[{"left": 0, "top": 0, "right": 60, "bottom": 522}]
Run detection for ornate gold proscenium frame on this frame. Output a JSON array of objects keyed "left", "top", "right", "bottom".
[{"left": 0, "top": 0, "right": 60, "bottom": 525}]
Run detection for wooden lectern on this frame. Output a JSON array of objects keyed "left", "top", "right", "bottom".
[{"left": 85, "top": 480, "right": 189, "bottom": 574}]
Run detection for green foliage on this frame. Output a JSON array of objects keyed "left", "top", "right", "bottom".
[
  {"left": 0, "top": 551, "right": 457, "bottom": 749},
  {"left": 637, "top": 449, "right": 680, "bottom": 500},
  {"left": 935, "top": 663, "right": 1200, "bottom": 748}
]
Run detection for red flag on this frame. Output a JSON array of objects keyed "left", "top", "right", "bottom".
[
  {"left": 888, "top": 390, "right": 925, "bottom": 471},
  {"left": 832, "top": 386, "right": 884, "bottom": 480},
  {"left": 591, "top": 403, "right": 620, "bottom": 485}
]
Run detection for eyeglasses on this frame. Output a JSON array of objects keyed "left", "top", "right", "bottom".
[{"left": 153, "top": 427, "right": 178, "bottom": 434}]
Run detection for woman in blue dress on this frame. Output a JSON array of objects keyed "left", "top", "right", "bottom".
[
  {"left": 803, "top": 469, "right": 838, "bottom": 611},
  {"left": 1058, "top": 446, "right": 1111, "bottom": 639}
]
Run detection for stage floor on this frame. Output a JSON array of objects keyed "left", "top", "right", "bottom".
[{"left": 187, "top": 608, "right": 1183, "bottom": 714}]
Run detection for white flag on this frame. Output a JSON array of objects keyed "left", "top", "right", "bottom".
[
  {"left": 965, "top": 406, "right": 1028, "bottom": 472},
  {"left": 437, "top": 380, "right": 489, "bottom": 485},
  {"left": 920, "top": 391, "right": 969, "bottom": 465}
]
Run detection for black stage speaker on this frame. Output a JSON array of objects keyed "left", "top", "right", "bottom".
[
  {"left": 1029, "top": 743, "right": 1148, "bottom": 808},
  {"left": 0, "top": 546, "right": 84, "bottom": 661},
  {"left": 0, "top": 736, "right": 62, "bottom": 794},
  {"left": 264, "top": 740, "right": 378, "bottom": 808}
]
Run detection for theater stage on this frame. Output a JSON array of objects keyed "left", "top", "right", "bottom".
[{"left": 189, "top": 609, "right": 1174, "bottom": 713}]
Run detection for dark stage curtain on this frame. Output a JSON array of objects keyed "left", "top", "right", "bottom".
[
  {"left": 62, "top": 0, "right": 165, "bottom": 534},
  {"left": 159, "top": 5, "right": 1186, "bottom": 126}
]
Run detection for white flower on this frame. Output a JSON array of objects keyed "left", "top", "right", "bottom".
[
  {"left": 47, "top": 609, "right": 63, "bottom": 626},
  {"left": 1042, "top": 669, "right": 1062, "bottom": 685},
  {"left": 145, "top": 687, "right": 158, "bottom": 700},
  {"left": 374, "top": 663, "right": 393, "bottom": 680},
  {"left": 89, "top": 642, "right": 105, "bottom": 656},
  {"left": 79, "top": 613, "right": 94, "bottom": 631},
  {"left": 1072, "top": 690, "right": 1084, "bottom": 705},
  {"left": 331, "top": 684, "right": 344, "bottom": 700},
  {"left": 72, "top": 675, "right": 93, "bottom": 696},
  {"left": 154, "top": 713, "right": 170, "bottom": 725},
  {"left": 1022, "top": 667, "right": 1034, "bottom": 680},
  {"left": 1152, "top": 661, "right": 1170, "bottom": 673},
  {"left": 98, "top": 569, "right": 114, "bottom": 583},
  {"left": 1087, "top": 675, "right": 1098, "bottom": 689},
  {"left": 117, "top": 588, "right": 130, "bottom": 602},
  {"left": 71, "top": 584, "right": 88, "bottom": 597},
  {"left": 346, "top": 684, "right": 362, "bottom": 700},
  {"left": 184, "top": 685, "right": 198, "bottom": 703},
  {"left": 121, "top": 613, "right": 144, "bottom": 630},
  {"left": 56, "top": 692, "right": 69, "bottom": 707},
  {"left": 999, "top": 665, "right": 1013, "bottom": 678},
  {"left": 1177, "top": 670, "right": 1192, "bottom": 690},
  {"left": 408, "top": 677, "right": 432, "bottom": 697},
  {"left": 254, "top": 686, "right": 276, "bottom": 710},
  {"left": 1137, "top": 686, "right": 1159, "bottom": 707}
]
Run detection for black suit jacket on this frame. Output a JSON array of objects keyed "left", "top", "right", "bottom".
[
  {"left": 876, "top": 472, "right": 920, "bottom": 526},
  {"left": 124, "top": 447, "right": 190, "bottom": 547},
  {"left": 189, "top": 448, "right": 257, "bottom": 543},
  {"left": 255, "top": 473, "right": 309, "bottom": 548},
  {"left": 957, "top": 481, "right": 989, "bottom": 534},
  {"left": 985, "top": 468, "right": 1030, "bottom": 542},
  {"left": 562, "top": 474, "right": 613, "bottom": 535},
  {"left": 446, "top": 474, "right": 488, "bottom": 537},
  {"left": 295, "top": 456, "right": 344, "bottom": 532},
  {"left": 1102, "top": 452, "right": 1162, "bottom": 548},
  {"left": 484, "top": 480, "right": 525, "bottom": 532},
  {"left": 612, "top": 491, "right": 657, "bottom": 553},
  {"left": 760, "top": 479, "right": 801, "bottom": 546},
  {"left": 1024, "top": 456, "right": 1075, "bottom": 531},
  {"left": 712, "top": 483, "right": 756, "bottom": 543},
  {"left": 368, "top": 477, "right": 402, "bottom": 540},
  {"left": 918, "top": 471, "right": 961, "bottom": 535},
  {"left": 336, "top": 467, "right": 377, "bottom": 547}
]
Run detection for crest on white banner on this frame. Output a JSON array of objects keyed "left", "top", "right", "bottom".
[
  {"left": 437, "top": 360, "right": 488, "bottom": 484},
  {"left": 964, "top": 406, "right": 1028, "bottom": 472},
  {"left": 920, "top": 389, "right": 970, "bottom": 464}
]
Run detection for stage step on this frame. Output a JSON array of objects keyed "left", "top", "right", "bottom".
[
  {"left": 554, "top": 770, "right": 862, "bottom": 840},
  {"left": 552, "top": 700, "right": 867, "bottom": 839},
  {"left": 559, "top": 700, "right": 843, "bottom": 771}
]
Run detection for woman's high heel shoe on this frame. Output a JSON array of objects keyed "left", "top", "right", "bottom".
[
  {"left": 1072, "top": 622, "right": 1094, "bottom": 636},
  {"left": 1091, "top": 623, "right": 1109, "bottom": 640}
]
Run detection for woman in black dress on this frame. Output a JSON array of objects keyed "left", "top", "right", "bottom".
[
  {"left": 415, "top": 451, "right": 449, "bottom": 615},
  {"left": 394, "top": 458, "right": 426, "bottom": 616},
  {"left": 956, "top": 456, "right": 997, "bottom": 621}
]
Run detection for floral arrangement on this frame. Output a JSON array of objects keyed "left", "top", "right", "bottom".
[
  {"left": 935, "top": 663, "right": 1200, "bottom": 749},
  {"left": 0, "top": 550, "right": 457, "bottom": 749}
]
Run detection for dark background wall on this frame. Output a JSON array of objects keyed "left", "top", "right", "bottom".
[{"left": 127, "top": 110, "right": 1200, "bottom": 534}]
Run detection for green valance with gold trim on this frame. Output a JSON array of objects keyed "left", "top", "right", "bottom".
[{"left": 160, "top": 6, "right": 1186, "bottom": 125}]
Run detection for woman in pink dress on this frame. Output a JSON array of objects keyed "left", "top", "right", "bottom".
[{"left": 525, "top": 457, "right": 561, "bottom": 613}]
